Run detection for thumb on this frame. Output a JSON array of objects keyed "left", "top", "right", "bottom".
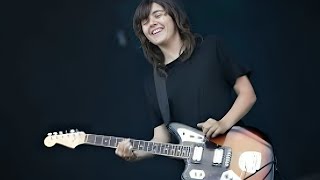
[{"left": 197, "top": 122, "right": 204, "bottom": 128}]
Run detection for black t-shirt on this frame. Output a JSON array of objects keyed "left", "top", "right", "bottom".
[{"left": 144, "top": 35, "right": 251, "bottom": 129}]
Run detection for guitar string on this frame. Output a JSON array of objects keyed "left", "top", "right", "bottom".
[
  {"left": 86, "top": 134, "right": 192, "bottom": 158},
  {"left": 243, "top": 160, "right": 275, "bottom": 180},
  {"left": 86, "top": 134, "right": 278, "bottom": 179}
]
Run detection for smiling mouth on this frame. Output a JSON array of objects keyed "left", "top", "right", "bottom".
[{"left": 151, "top": 28, "right": 163, "bottom": 35}]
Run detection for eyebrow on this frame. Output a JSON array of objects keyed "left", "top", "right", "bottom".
[
  {"left": 151, "top": 9, "right": 165, "bottom": 15},
  {"left": 141, "top": 9, "right": 165, "bottom": 23}
]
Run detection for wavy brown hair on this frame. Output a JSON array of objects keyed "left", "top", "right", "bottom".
[{"left": 133, "top": 0, "right": 196, "bottom": 69}]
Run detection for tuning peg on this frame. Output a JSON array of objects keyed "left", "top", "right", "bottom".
[
  {"left": 59, "top": 131, "right": 63, "bottom": 135},
  {"left": 70, "top": 129, "right": 75, "bottom": 133},
  {"left": 53, "top": 132, "right": 58, "bottom": 135},
  {"left": 47, "top": 133, "right": 52, "bottom": 136}
]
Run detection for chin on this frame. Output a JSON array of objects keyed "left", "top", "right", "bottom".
[{"left": 151, "top": 37, "right": 167, "bottom": 46}]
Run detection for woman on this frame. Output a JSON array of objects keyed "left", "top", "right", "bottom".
[{"left": 116, "top": 0, "right": 263, "bottom": 178}]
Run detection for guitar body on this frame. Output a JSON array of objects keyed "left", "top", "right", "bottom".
[
  {"left": 168, "top": 123, "right": 274, "bottom": 180},
  {"left": 44, "top": 122, "right": 274, "bottom": 180}
]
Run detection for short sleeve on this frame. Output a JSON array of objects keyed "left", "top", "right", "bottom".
[{"left": 215, "top": 37, "right": 251, "bottom": 86}]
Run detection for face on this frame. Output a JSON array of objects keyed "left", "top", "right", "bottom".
[{"left": 141, "top": 3, "right": 178, "bottom": 46}]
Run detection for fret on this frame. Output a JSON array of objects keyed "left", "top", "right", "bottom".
[
  {"left": 102, "top": 136, "right": 111, "bottom": 147},
  {"left": 168, "top": 145, "right": 172, "bottom": 156},
  {"left": 164, "top": 144, "right": 170, "bottom": 155},
  {"left": 95, "top": 135, "right": 103, "bottom": 145},
  {"left": 184, "top": 146, "right": 189, "bottom": 157},
  {"left": 146, "top": 141, "right": 153, "bottom": 152},
  {"left": 132, "top": 140, "right": 139, "bottom": 150},
  {"left": 142, "top": 141, "right": 148, "bottom": 151},
  {"left": 181, "top": 146, "right": 188, "bottom": 157},
  {"left": 175, "top": 145, "right": 182, "bottom": 157},
  {"left": 160, "top": 144, "right": 170, "bottom": 155},
  {"left": 170, "top": 145, "right": 176, "bottom": 156},
  {"left": 110, "top": 137, "right": 117, "bottom": 147},
  {"left": 188, "top": 147, "right": 192, "bottom": 157},
  {"left": 84, "top": 134, "right": 191, "bottom": 158},
  {"left": 138, "top": 141, "right": 145, "bottom": 151},
  {"left": 160, "top": 143, "right": 165, "bottom": 154},
  {"left": 153, "top": 142, "right": 160, "bottom": 154},
  {"left": 167, "top": 144, "right": 173, "bottom": 156},
  {"left": 165, "top": 144, "right": 168, "bottom": 154},
  {"left": 86, "top": 134, "right": 95, "bottom": 144}
]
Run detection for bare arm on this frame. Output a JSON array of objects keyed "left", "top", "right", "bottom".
[
  {"left": 133, "top": 124, "right": 171, "bottom": 160},
  {"left": 221, "top": 75, "right": 257, "bottom": 128},
  {"left": 197, "top": 75, "right": 257, "bottom": 138}
]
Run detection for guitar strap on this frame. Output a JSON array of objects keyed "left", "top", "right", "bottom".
[{"left": 153, "top": 67, "right": 171, "bottom": 126}]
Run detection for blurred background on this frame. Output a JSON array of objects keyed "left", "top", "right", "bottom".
[{"left": 2, "top": 0, "right": 319, "bottom": 179}]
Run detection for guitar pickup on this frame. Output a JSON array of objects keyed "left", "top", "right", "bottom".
[
  {"left": 192, "top": 146, "right": 204, "bottom": 162},
  {"left": 212, "top": 147, "right": 232, "bottom": 168},
  {"left": 212, "top": 148, "right": 224, "bottom": 165},
  {"left": 190, "top": 143, "right": 204, "bottom": 163}
]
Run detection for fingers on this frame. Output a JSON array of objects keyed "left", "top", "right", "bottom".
[
  {"left": 197, "top": 118, "right": 220, "bottom": 138},
  {"left": 115, "top": 139, "right": 134, "bottom": 160},
  {"left": 197, "top": 122, "right": 204, "bottom": 128},
  {"left": 206, "top": 126, "right": 217, "bottom": 138},
  {"left": 210, "top": 130, "right": 219, "bottom": 139}
]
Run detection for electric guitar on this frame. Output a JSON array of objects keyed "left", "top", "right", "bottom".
[{"left": 44, "top": 122, "right": 274, "bottom": 180}]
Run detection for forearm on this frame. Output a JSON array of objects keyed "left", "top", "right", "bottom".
[
  {"left": 133, "top": 125, "right": 171, "bottom": 161},
  {"left": 220, "top": 92, "right": 256, "bottom": 129}
]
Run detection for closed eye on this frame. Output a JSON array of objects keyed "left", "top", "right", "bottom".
[{"left": 154, "top": 13, "right": 162, "bottom": 18}]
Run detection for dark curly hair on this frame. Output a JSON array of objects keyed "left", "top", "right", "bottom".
[{"left": 133, "top": 0, "right": 196, "bottom": 69}]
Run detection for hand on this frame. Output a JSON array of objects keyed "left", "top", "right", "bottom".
[
  {"left": 115, "top": 139, "right": 137, "bottom": 161},
  {"left": 197, "top": 118, "right": 229, "bottom": 138}
]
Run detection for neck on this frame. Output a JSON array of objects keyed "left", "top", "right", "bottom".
[
  {"left": 85, "top": 134, "right": 191, "bottom": 159},
  {"left": 158, "top": 32, "right": 184, "bottom": 65}
]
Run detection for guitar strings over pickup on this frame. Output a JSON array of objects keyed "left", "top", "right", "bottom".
[
  {"left": 212, "top": 147, "right": 232, "bottom": 168},
  {"left": 192, "top": 146, "right": 204, "bottom": 162},
  {"left": 212, "top": 148, "right": 224, "bottom": 165}
]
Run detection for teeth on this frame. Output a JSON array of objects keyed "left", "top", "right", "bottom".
[{"left": 152, "top": 28, "right": 162, "bottom": 35}]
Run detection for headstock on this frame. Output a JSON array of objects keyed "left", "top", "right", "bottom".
[{"left": 44, "top": 129, "right": 86, "bottom": 149}]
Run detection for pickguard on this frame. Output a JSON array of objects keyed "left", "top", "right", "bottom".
[
  {"left": 168, "top": 122, "right": 274, "bottom": 180},
  {"left": 45, "top": 122, "right": 274, "bottom": 180},
  {"left": 176, "top": 127, "right": 205, "bottom": 143}
]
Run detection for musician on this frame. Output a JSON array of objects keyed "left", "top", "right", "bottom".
[{"left": 116, "top": 0, "right": 256, "bottom": 163}]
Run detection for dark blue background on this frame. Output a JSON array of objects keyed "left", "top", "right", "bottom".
[{"left": 3, "top": 0, "right": 319, "bottom": 179}]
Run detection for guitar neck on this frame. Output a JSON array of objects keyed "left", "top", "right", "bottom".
[{"left": 85, "top": 134, "right": 191, "bottom": 159}]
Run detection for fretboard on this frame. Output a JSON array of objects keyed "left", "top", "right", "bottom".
[{"left": 85, "top": 134, "right": 191, "bottom": 159}]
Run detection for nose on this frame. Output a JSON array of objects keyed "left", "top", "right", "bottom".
[{"left": 149, "top": 18, "right": 158, "bottom": 27}]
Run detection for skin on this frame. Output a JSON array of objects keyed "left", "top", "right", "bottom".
[
  {"left": 197, "top": 75, "right": 256, "bottom": 138},
  {"left": 115, "top": 2, "right": 257, "bottom": 161},
  {"left": 141, "top": 3, "right": 185, "bottom": 65}
]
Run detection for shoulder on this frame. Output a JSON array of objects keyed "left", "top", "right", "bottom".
[
  {"left": 205, "top": 34, "right": 228, "bottom": 45},
  {"left": 202, "top": 34, "right": 219, "bottom": 42},
  {"left": 196, "top": 34, "right": 223, "bottom": 49},
  {"left": 198, "top": 35, "right": 234, "bottom": 55},
  {"left": 193, "top": 34, "right": 221, "bottom": 52}
]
